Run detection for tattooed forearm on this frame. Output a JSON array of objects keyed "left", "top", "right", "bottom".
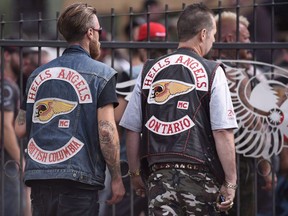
[
  {"left": 98, "top": 120, "right": 121, "bottom": 179},
  {"left": 99, "top": 120, "right": 115, "bottom": 145},
  {"left": 16, "top": 110, "right": 26, "bottom": 125}
]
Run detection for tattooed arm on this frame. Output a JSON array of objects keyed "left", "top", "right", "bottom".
[
  {"left": 15, "top": 109, "right": 27, "bottom": 138},
  {"left": 1, "top": 111, "right": 21, "bottom": 164},
  {"left": 98, "top": 104, "right": 125, "bottom": 204}
]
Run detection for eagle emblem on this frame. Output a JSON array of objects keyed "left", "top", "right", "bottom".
[
  {"left": 222, "top": 60, "right": 288, "bottom": 159},
  {"left": 148, "top": 79, "right": 195, "bottom": 104},
  {"left": 33, "top": 98, "right": 77, "bottom": 123}
]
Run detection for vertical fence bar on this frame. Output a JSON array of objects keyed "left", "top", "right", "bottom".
[
  {"left": 182, "top": 3, "right": 186, "bottom": 10},
  {"left": 233, "top": 2, "right": 241, "bottom": 215},
  {"left": 235, "top": 0, "right": 241, "bottom": 211},
  {"left": 56, "top": 12, "right": 61, "bottom": 57},
  {"left": 19, "top": 13, "right": 24, "bottom": 99},
  {"left": 38, "top": 12, "right": 42, "bottom": 66},
  {"left": 18, "top": 13, "right": 24, "bottom": 216},
  {"left": 145, "top": 3, "right": 150, "bottom": 59},
  {"left": 128, "top": 5, "right": 133, "bottom": 200},
  {"left": 252, "top": 0, "right": 257, "bottom": 78},
  {"left": 252, "top": 2, "right": 258, "bottom": 214},
  {"left": 271, "top": 2, "right": 276, "bottom": 216},
  {"left": 128, "top": 7, "right": 134, "bottom": 216},
  {"left": 0, "top": 4, "right": 287, "bottom": 216},
  {"left": 110, "top": 7, "right": 116, "bottom": 216},
  {"left": 235, "top": 0, "right": 240, "bottom": 60},
  {"left": 271, "top": 0, "right": 275, "bottom": 77},
  {"left": 1, "top": 14, "right": 5, "bottom": 216},
  {"left": 164, "top": 4, "right": 168, "bottom": 42},
  {"left": 110, "top": 8, "right": 115, "bottom": 70},
  {"left": 128, "top": 7, "right": 133, "bottom": 80},
  {"left": 216, "top": 0, "right": 223, "bottom": 60}
]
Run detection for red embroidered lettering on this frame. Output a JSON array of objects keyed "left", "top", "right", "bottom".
[
  {"left": 27, "top": 137, "right": 84, "bottom": 164},
  {"left": 65, "top": 70, "right": 75, "bottom": 81},
  {"left": 145, "top": 115, "right": 195, "bottom": 136},
  {"left": 28, "top": 92, "right": 36, "bottom": 101},
  {"left": 177, "top": 101, "right": 189, "bottom": 110},
  {"left": 59, "top": 119, "right": 70, "bottom": 128},
  {"left": 70, "top": 74, "right": 80, "bottom": 84},
  {"left": 75, "top": 80, "right": 85, "bottom": 89},
  {"left": 80, "top": 94, "right": 91, "bottom": 101},
  {"left": 164, "top": 57, "right": 170, "bottom": 65},
  {"left": 167, "top": 124, "right": 173, "bottom": 134},
  {"left": 197, "top": 81, "right": 207, "bottom": 89},
  {"left": 183, "top": 117, "right": 191, "bottom": 127},
  {"left": 189, "top": 62, "right": 199, "bottom": 70},
  {"left": 144, "top": 78, "right": 153, "bottom": 87},
  {"left": 147, "top": 71, "right": 155, "bottom": 79},
  {"left": 57, "top": 69, "right": 65, "bottom": 79},
  {"left": 27, "top": 67, "right": 93, "bottom": 104},
  {"left": 173, "top": 122, "right": 181, "bottom": 132},
  {"left": 183, "top": 57, "right": 194, "bottom": 67},
  {"left": 175, "top": 55, "right": 184, "bottom": 64}
]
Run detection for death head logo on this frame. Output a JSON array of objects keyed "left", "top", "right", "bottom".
[
  {"left": 221, "top": 59, "right": 288, "bottom": 159},
  {"left": 33, "top": 98, "right": 77, "bottom": 123},
  {"left": 148, "top": 79, "right": 195, "bottom": 104}
]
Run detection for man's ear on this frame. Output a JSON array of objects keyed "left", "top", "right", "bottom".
[
  {"left": 86, "top": 28, "right": 94, "bottom": 40},
  {"left": 200, "top": 29, "right": 207, "bottom": 41}
]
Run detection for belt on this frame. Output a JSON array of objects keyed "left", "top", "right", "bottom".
[{"left": 150, "top": 162, "right": 209, "bottom": 172}]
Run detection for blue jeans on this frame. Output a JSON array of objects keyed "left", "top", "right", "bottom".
[
  {"left": 0, "top": 159, "right": 21, "bottom": 216},
  {"left": 30, "top": 181, "right": 99, "bottom": 216}
]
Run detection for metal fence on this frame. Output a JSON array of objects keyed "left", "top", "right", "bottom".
[{"left": 1, "top": 1, "right": 288, "bottom": 216}]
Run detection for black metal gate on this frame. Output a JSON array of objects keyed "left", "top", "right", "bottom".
[{"left": 0, "top": 1, "right": 288, "bottom": 216}]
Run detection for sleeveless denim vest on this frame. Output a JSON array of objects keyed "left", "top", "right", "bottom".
[{"left": 24, "top": 45, "right": 117, "bottom": 188}]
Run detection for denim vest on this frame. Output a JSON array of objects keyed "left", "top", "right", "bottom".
[{"left": 24, "top": 45, "right": 116, "bottom": 188}]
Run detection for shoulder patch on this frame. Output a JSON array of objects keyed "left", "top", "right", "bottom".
[
  {"left": 27, "top": 67, "right": 92, "bottom": 104},
  {"left": 143, "top": 54, "right": 209, "bottom": 92}
]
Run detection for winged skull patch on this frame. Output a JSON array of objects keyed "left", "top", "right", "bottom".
[
  {"left": 148, "top": 79, "right": 195, "bottom": 104},
  {"left": 33, "top": 98, "right": 77, "bottom": 123}
]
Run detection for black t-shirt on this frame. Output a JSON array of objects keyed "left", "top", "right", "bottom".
[
  {"left": 1, "top": 79, "right": 19, "bottom": 115},
  {"left": 98, "top": 74, "right": 119, "bottom": 108},
  {"left": 1, "top": 78, "right": 20, "bottom": 161},
  {"left": 116, "top": 71, "right": 131, "bottom": 93}
]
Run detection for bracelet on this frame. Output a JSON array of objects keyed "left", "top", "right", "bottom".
[
  {"left": 223, "top": 180, "right": 238, "bottom": 190},
  {"left": 128, "top": 169, "right": 141, "bottom": 177}
]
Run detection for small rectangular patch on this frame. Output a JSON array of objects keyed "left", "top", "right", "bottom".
[
  {"left": 58, "top": 119, "right": 70, "bottom": 128},
  {"left": 177, "top": 101, "right": 189, "bottom": 110}
]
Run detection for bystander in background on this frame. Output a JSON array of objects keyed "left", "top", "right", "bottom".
[
  {"left": 0, "top": 45, "right": 22, "bottom": 216},
  {"left": 214, "top": 11, "right": 279, "bottom": 216}
]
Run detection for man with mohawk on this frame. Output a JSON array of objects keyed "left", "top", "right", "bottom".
[{"left": 120, "top": 3, "right": 238, "bottom": 215}]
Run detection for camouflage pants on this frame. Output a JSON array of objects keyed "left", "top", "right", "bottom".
[{"left": 147, "top": 168, "right": 221, "bottom": 216}]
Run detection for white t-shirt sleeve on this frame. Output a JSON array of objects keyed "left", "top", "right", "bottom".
[
  {"left": 119, "top": 73, "right": 142, "bottom": 132},
  {"left": 210, "top": 66, "right": 238, "bottom": 130}
]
